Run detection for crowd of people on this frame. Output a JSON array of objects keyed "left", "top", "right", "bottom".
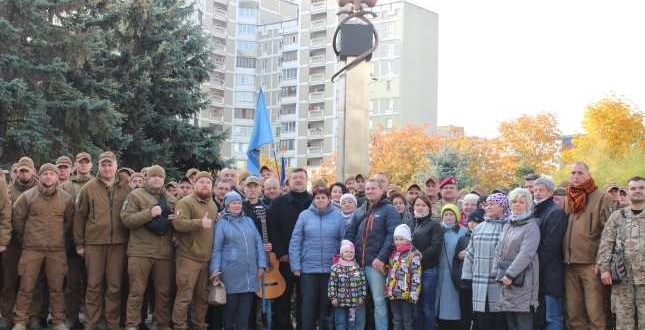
[{"left": 0, "top": 151, "right": 643, "bottom": 330}]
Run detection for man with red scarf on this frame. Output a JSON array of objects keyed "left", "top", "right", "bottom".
[{"left": 562, "top": 162, "right": 613, "bottom": 330}]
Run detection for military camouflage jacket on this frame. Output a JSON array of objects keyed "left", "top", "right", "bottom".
[{"left": 597, "top": 207, "right": 645, "bottom": 285}]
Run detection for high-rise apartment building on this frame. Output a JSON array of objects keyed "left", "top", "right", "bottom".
[{"left": 194, "top": 0, "right": 437, "bottom": 169}]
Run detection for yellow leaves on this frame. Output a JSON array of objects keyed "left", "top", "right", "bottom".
[
  {"left": 556, "top": 96, "right": 645, "bottom": 186},
  {"left": 368, "top": 124, "right": 436, "bottom": 186}
]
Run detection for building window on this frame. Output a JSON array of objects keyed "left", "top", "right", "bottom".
[
  {"left": 239, "top": 6, "right": 257, "bottom": 18},
  {"left": 235, "top": 74, "right": 254, "bottom": 86},
  {"left": 280, "top": 139, "right": 295, "bottom": 151},
  {"left": 237, "top": 24, "right": 257, "bottom": 35},
  {"left": 232, "top": 126, "right": 252, "bottom": 137},
  {"left": 386, "top": 118, "right": 393, "bottom": 129},
  {"left": 236, "top": 57, "right": 256, "bottom": 68},
  {"left": 237, "top": 41, "right": 257, "bottom": 53},
  {"left": 232, "top": 142, "right": 249, "bottom": 154},
  {"left": 281, "top": 68, "right": 297, "bottom": 80},
  {"left": 235, "top": 91, "right": 255, "bottom": 103},
  {"left": 280, "top": 104, "right": 297, "bottom": 115},
  {"left": 234, "top": 108, "right": 255, "bottom": 119},
  {"left": 281, "top": 121, "right": 296, "bottom": 133},
  {"left": 282, "top": 51, "right": 297, "bottom": 62},
  {"left": 386, "top": 80, "right": 391, "bottom": 91},
  {"left": 208, "top": 107, "right": 223, "bottom": 118},
  {"left": 281, "top": 86, "right": 297, "bottom": 97},
  {"left": 281, "top": 33, "right": 297, "bottom": 47}
]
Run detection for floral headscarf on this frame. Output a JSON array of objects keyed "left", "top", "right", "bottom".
[{"left": 485, "top": 193, "right": 510, "bottom": 219}]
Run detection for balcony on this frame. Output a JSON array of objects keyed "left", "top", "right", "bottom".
[
  {"left": 213, "top": 43, "right": 226, "bottom": 55},
  {"left": 213, "top": 26, "right": 227, "bottom": 38},
  {"left": 212, "top": 95, "right": 224, "bottom": 105},
  {"left": 213, "top": 0, "right": 228, "bottom": 4},
  {"left": 209, "top": 77, "right": 224, "bottom": 88},
  {"left": 307, "top": 145, "right": 324, "bottom": 154},
  {"left": 308, "top": 110, "right": 323, "bottom": 119},
  {"left": 311, "top": 1, "right": 326, "bottom": 14},
  {"left": 214, "top": 9, "right": 227, "bottom": 20},
  {"left": 310, "top": 37, "right": 326, "bottom": 48},
  {"left": 309, "top": 91, "right": 324, "bottom": 102},
  {"left": 308, "top": 126, "right": 324, "bottom": 137},
  {"left": 310, "top": 55, "right": 325, "bottom": 66},
  {"left": 213, "top": 61, "right": 225, "bottom": 71},
  {"left": 309, "top": 73, "right": 325, "bottom": 83},
  {"left": 311, "top": 20, "right": 326, "bottom": 31}
]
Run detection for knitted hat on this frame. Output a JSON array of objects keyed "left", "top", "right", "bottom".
[
  {"left": 165, "top": 181, "right": 178, "bottom": 188},
  {"left": 340, "top": 240, "right": 355, "bottom": 254},
  {"left": 340, "top": 193, "right": 357, "bottom": 206},
  {"left": 224, "top": 191, "right": 242, "bottom": 209},
  {"left": 147, "top": 165, "right": 166, "bottom": 179},
  {"left": 393, "top": 224, "right": 412, "bottom": 241},
  {"left": 193, "top": 171, "right": 213, "bottom": 182},
  {"left": 39, "top": 163, "right": 59, "bottom": 176},
  {"left": 441, "top": 203, "right": 461, "bottom": 219}
]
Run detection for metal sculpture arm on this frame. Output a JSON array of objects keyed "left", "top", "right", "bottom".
[{"left": 332, "top": 1, "right": 379, "bottom": 82}]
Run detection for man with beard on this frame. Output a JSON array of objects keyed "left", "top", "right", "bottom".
[
  {"left": 60, "top": 152, "right": 93, "bottom": 329},
  {"left": 562, "top": 162, "right": 613, "bottom": 330},
  {"left": 1, "top": 157, "right": 39, "bottom": 329},
  {"left": 171, "top": 172, "right": 218, "bottom": 330},
  {"left": 55, "top": 157, "right": 74, "bottom": 184},
  {"left": 74, "top": 151, "right": 132, "bottom": 330},
  {"left": 269, "top": 168, "right": 312, "bottom": 330},
  {"left": 121, "top": 165, "right": 176, "bottom": 330},
  {"left": 10, "top": 164, "right": 74, "bottom": 330},
  {"left": 212, "top": 179, "right": 231, "bottom": 212}
]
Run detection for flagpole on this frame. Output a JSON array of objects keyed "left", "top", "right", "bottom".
[{"left": 271, "top": 142, "right": 281, "bottom": 182}]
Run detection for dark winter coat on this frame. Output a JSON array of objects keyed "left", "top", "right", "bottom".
[
  {"left": 269, "top": 190, "right": 312, "bottom": 258},
  {"left": 533, "top": 197, "right": 567, "bottom": 297},
  {"left": 407, "top": 214, "right": 444, "bottom": 270},
  {"left": 345, "top": 196, "right": 401, "bottom": 266}
]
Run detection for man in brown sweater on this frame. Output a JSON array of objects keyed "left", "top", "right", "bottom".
[
  {"left": 562, "top": 161, "right": 613, "bottom": 330},
  {"left": 74, "top": 151, "right": 131, "bottom": 330},
  {"left": 11, "top": 164, "right": 74, "bottom": 330},
  {"left": 171, "top": 171, "right": 218, "bottom": 330},
  {"left": 121, "top": 165, "right": 177, "bottom": 330},
  {"left": 1, "top": 157, "right": 39, "bottom": 328}
]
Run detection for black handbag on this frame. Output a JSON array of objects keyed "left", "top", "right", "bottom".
[
  {"left": 495, "top": 260, "right": 526, "bottom": 287},
  {"left": 608, "top": 210, "right": 628, "bottom": 284}
]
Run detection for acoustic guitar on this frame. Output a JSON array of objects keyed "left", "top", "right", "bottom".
[{"left": 255, "top": 206, "right": 286, "bottom": 299}]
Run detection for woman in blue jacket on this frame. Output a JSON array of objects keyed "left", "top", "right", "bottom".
[
  {"left": 210, "top": 191, "right": 266, "bottom": 330},
  {"left": 289, "top": 187, "right": 346, "bottom": 330}
]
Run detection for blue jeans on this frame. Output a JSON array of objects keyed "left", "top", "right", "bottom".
[
  {"left": 416, "top": 268, "right": 438, "bottom": 330},
  {"left": 544, "top": 295, "right": 563, "bottom": 330},
  {"left": 334, "top": 304, "right": 366, "bottom": 330},
  {"left": 356, "top": 266, "right": 388, "bottom": 330}
]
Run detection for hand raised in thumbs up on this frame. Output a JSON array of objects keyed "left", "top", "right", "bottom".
[{"left": 201, "top": 212, "right": 212, "bottom": 229}]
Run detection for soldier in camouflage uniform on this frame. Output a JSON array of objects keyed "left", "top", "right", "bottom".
[{"left": 597, "top": 176, "right": 645, "bottom": 330}]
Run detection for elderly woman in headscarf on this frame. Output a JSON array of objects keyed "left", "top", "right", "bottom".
[
  {"left": 461, "top": 193, "right": 510, "bottom": 330},
  {"left": 491, "top": 188, "right": 540, "bottom": 330}
]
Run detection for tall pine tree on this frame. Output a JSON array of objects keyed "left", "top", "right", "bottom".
[{"left": 1, "top": 0, "right": 226, "bottom": 176}]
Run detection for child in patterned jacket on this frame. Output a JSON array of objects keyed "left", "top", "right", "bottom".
[
  {"left": 328, "top": 240, "right": 367, "bottom": 330},
  {"left": 385, "top": 224, "right": 423, "bottom": 330}
]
